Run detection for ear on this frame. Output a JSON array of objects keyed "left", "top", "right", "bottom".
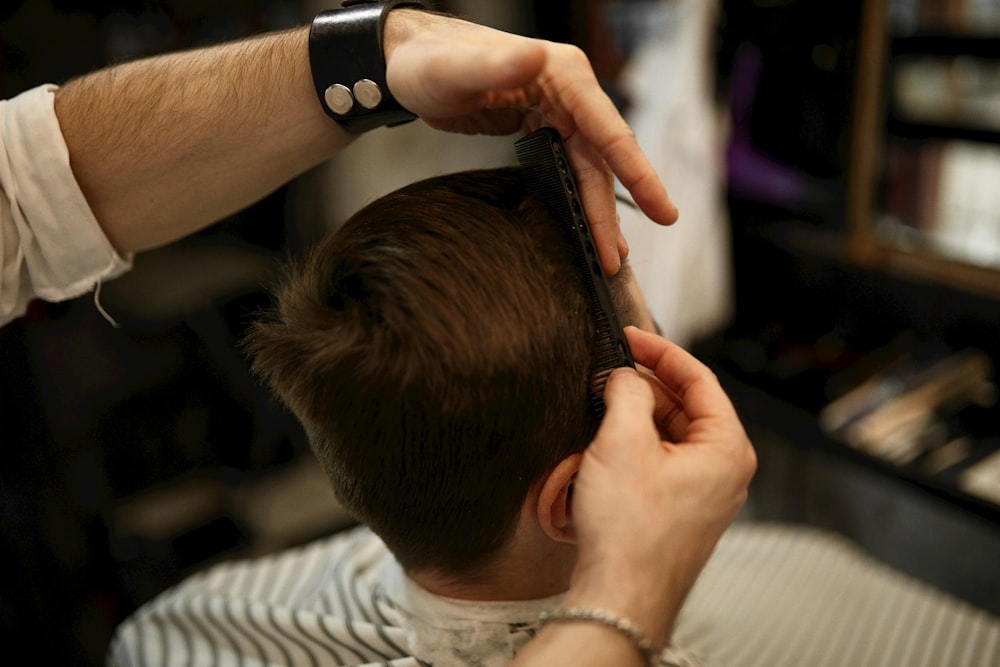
[{"left": 536, "top": 453, "right": 582, "bottom": 544}]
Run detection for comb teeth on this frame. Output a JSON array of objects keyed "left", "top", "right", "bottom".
[
  {"left": 590, "top": 319, "right": 629, "bottom": 415},
  {"left": 515, "top": 128, "right": 635, "bottom": 418}
]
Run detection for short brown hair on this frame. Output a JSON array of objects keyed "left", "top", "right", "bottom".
[{"left": 246, "top": 168, "right": 635, "bottom": 575}]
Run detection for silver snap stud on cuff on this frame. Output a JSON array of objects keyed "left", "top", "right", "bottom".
[
  {"left": 353, "top": 79, "right": 384, "bottom": 109},
  {"left": 324, "top": 83, "right": 354, "bottom": 115}
]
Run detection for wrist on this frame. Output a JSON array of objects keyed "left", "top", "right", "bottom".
[
  {"left": 381, "top": 7, "right": 436, "bottom": 63},
  {"left": 565, "top": 553, "right": 685, "bottom": 651},
  {"left": 515, "top": 619, "right": 651, "bottom": 667},
  {"left": 308, "top": 1, "right": 428, "bottom": 133},
  {"left": 539, "top": 607, "right": 657, "bottom": 665},
  {"left": 562, "top": 540, "right": 707, "bottom": 649}
]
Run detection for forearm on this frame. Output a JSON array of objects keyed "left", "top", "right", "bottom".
[{"left": 54, "top": 26, "right": 350, "bottom": 253}]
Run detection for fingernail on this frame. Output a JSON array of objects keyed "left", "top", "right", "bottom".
[{"left": 609, "top": 367, "right": 635, "bottom": 381}]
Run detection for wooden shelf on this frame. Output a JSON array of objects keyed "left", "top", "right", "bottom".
[
  {"left": 891, "top": 33, "right": 1000, "bottom": 58},
  {"left": 886, "top": 115, "right": 1000, "bottom": 142},
  {"left": 848, "top": 239, "right": 1000, "bottom": 300}
]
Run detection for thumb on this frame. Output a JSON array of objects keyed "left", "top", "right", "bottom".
[{"left": 590, "top": 368, "right": 659, "bottom": 459}]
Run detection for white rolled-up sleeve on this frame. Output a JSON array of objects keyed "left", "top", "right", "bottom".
[{"left": 0, "top": 84, "right": 131, "bottom": 326}]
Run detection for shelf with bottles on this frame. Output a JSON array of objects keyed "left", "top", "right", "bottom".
[
  {"left": 888, "top": 0, "right": 1000, "bottom": 39},
  {"left": 846, "top": 0, "right": 1000, "bottom": 297},
  {"left": 876, "top": 137, "right": 1000, "bottom": 272},
  {"left": 888, "top": 41, "right": 1000, "bottom": 140},
  {"left": 877, "top": 34, "right": 1000, "bottom": 282}
]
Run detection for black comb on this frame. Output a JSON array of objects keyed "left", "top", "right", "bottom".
[{"left": 515, "top": 127, "right": 635, "bottom": 417}]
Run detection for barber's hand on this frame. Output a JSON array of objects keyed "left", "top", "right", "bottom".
[
  {"left": 383, "top": 10, "right": 678, "bottom": 275},
  {"left": 566, "top": 326, "right": 757, "bottom": 648}
]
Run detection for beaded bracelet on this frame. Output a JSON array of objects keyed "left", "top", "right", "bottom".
[{"left": 539, "top": 607, "right": 657, "bottom": 665}]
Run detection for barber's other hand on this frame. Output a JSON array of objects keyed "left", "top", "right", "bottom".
[
  {"left": 567, "top": 326, "right": 757, "bottom": 649},
  {"left": 383, "top": 10, "right": 678, "bottom": 275}
]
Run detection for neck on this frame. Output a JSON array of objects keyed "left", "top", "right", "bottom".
[{"left": 409, "top": 523, "right": 577, "bottom": 602}]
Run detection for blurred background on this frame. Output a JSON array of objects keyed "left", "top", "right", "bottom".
[{"left": 2, "top": 0, "right": 998, "bottom": 664}]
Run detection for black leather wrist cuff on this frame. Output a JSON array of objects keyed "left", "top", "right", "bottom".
[{"left": 309, "top": 0, "right": 427, "bottom": 134}]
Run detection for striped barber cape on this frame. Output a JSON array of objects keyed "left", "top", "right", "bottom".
[
  {"left": 109, "top": 522, "right": 998, "bottom": 666},
  {"left": 107, "top": 525, "right": 703, "bottom": 667},
  {"left": 672, "top": 522, "right": 999, "bottom": 667}
]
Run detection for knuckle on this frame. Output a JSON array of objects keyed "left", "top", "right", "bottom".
[{"left": 554, "top": 42, "right": 589, "bottom": 67}]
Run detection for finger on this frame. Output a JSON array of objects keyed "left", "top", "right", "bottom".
[
  {"left": 553, "top": 66, "right": 678, "bottom": 227},
  {"left": 624, "top": 327, "right": 740, "bottom": 425},
  {"left": 635, "top": 372, "right": 690, "bottom": 442},
  {"left": 602, "top": 134, "right": 678, "bottom": 229},
  {"left": 565, "top": 134, "right": 621, "bottom": 274}
]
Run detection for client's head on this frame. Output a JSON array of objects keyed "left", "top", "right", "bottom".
[{"left": 246, "top": 167, "right": 637, "bottom": 580}]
